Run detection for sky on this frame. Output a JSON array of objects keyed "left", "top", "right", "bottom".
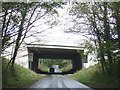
[
  {"left": 24, "top": 2, "right": 88, "bottom": 47},
  {"left": 3, "top": 2, "right": 90, "bottom": 60},
  {"left": 2, "top": 2, "right": 98, "bottom": 68}
]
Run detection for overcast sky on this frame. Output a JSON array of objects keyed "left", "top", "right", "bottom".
[{"left": 24, "top": 2, "right": 88, "bottom": 47}]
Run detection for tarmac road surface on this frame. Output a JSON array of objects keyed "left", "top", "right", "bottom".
[{"left": 30, "top": 75, "right": 93, "bottom": 90}]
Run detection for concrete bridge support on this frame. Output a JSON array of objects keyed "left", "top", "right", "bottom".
[
  {"left": 28, "top": 53, "right": 39, "bottom": 72},
  {"left": 72, "top": 54, "right": 82, "bottom": 72},
  {"left": 33, "top": 54, "right": 39, "bottom": 72}
]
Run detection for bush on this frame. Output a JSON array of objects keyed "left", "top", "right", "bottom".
[
  {"left": 2, "top": 57, "right": 44, "bottom": 88},
  {"left": 70, "top": 64, "right": 119, "bottom": 88}
]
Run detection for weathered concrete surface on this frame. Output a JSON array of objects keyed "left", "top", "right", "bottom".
[{"left": 30, "top": 75, "right": 93, "bottom": 89}]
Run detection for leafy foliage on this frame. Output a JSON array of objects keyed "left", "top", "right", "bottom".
[
  {"left": 1, "top": 2, "right": 63, "bottom": 66},
  {"left": 38, "top": 59, "right": 72, "bottom": 71},
  {"left": 2, "top": 57, "right": 44, "bottom": 88},
  {"left": 70, "top": 64, "right": 118, "bottom": 88},
  {"left": 68, "top": 2, "right": 120, "bottom": 75}
]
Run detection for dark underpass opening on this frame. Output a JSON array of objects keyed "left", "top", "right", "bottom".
[
  {"left": 27, "top": 44, "right": 84, "bottom": 74},
  {"left": 38, "top": 59, "right": 72, "bottom": 73}
]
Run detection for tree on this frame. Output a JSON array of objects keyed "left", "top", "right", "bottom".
[
  {"left": 1, "top": 2, "right": 63, "bottom": 67},
  {"left": 66, "top": 2, "right": 119, "bottom": 74}
]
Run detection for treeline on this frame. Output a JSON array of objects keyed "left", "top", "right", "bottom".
[{"left": 68, "top": 2, "right": 120, "bottom": 75}]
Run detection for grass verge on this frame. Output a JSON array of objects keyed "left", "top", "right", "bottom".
[
  {"left": 2, "top": 57, "right": 45, "bottom": 88},
  {"left": 70, "top": 64, "right": 119, "bottom": 88},
  {"left": 61, "top": 64, "right": 72, "bottom": 72}
]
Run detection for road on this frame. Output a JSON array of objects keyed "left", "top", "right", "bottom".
[{"left": 30, "top": 75, "right": 93, "bottom": 89}]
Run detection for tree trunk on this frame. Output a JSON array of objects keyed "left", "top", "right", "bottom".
[
  {"left": 113, "top": 2, "right": 120, "bottom": 85},
  {"left": 90, "top": 6, "right": 109, "bottom": 74},
  {"left": 103, "top": 2, "right": 113, "bottom": 74},
  {"left": 11, "top": 4, "right": 27, "bottom": 67}
]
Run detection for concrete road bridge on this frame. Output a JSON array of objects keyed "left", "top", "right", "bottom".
[{"left": 27, "top": 44, "right": 86, "bottom": 74}]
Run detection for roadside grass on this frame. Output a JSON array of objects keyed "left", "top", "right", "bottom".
[
  {"left": 38, "top": 63, "right": 49, "bottom": 72},
  {"left": 61, "top": 64, "right": 72, "bottom": 72},
  {"left": 2, "top": 57, "right": 45, "bottom": 88},
  {"left": 70, "top": 64, "right": 119, "bottom": 88}
]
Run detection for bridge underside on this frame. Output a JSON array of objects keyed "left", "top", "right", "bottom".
[{"left": 27, "top": 46, "right": 83, "bottom": 74}]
